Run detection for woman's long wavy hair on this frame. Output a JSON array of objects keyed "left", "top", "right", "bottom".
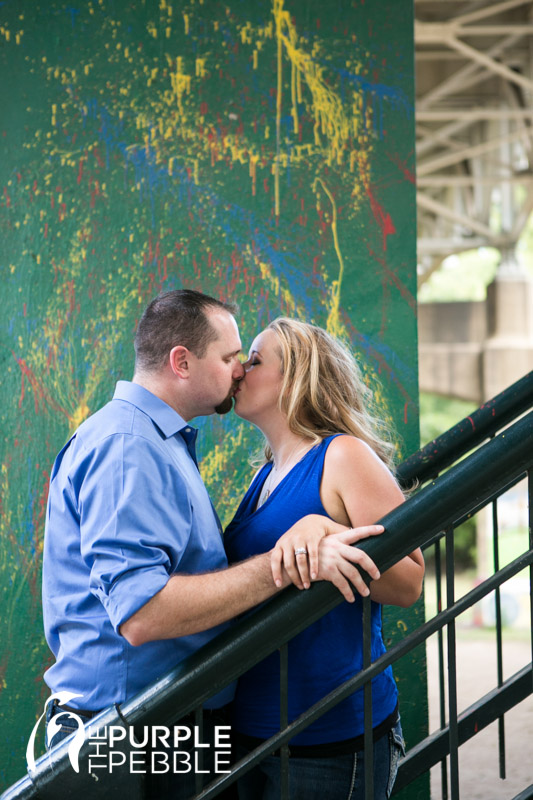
[{"left": 262, "top": 318, "right": 397, "bottom": 469}]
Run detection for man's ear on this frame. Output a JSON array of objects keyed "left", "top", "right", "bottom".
[{"left": 169, "top": 345, "right": 190, "bottom": 378}]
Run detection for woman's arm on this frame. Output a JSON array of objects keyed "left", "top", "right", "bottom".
[{"left": 321, "top": 436, "right": 424, "bottom": 607}]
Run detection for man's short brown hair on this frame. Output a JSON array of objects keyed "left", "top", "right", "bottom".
[{"left": 134, "top": 289, "right": 238, "bottom": 373}]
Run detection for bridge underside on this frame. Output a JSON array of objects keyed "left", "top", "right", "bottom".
[{"left": 415, "top": 0, "right": 533, "bottom": 283}]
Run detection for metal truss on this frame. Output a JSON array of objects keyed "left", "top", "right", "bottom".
[{"left": 415, "top": 0, "right": 533, "bottom": 284}]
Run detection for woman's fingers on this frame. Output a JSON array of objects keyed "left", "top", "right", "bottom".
[
  {"left": 338, "top": 525, "right": 384, "bottom": 545},
  {"left": 294, "top": 546, "right": 311, "bottom": 589},
  {"left": 281, "top": 542, "right": 311, "bottom": 589},
  {"left": 271, "top": 545, "right": 315, "bottom": 590},
  {"left": 337, "top": 542, "right": 381, "bottom": 582},
  {"left": 282, "top": 546, "right": 305, "bottom": 590},
  {"left": 271, "top": 545, "right": 284, "bottom": 588},
  {"left": 316, "top": 536, "right": 382, "bottom": 600},
  {"left": 307, "top": 540, "right": 319, "bottom": 582},
  {"left": 271, "top": 543, "right": 306, "bottom": 590}
]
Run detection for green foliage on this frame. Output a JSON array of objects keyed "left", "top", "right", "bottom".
[
  {"left": 419, "top": 248, "right": 499, "bottom": 303},
  {"left": 419, "top": 392, "right": 477, "bottom": 448},
  {"left": 419, "top": 392, "right": 478, "bottom": 570},
  {"left": 419, "top": 209, "right": 533, "bottom": 305}
]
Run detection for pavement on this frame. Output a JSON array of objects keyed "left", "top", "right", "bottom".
[{"left": 426, "top": 632, "right": 533, "bottom": 799}]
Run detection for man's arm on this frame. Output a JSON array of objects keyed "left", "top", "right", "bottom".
[
  {"left": 120, "top": 515, "right": 382, "bottom": 646},
  {"left": 120, "top": 553, "right": 275, "bottom": 645}
]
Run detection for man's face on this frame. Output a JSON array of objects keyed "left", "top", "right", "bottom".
[{"left": 188, "top": 310, "right": 244, "bottom": 417}]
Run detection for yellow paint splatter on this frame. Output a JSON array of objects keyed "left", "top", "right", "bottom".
[
  {"left": 70, "top": 402, "right": 90, "bottom": 430},
  {"left": 313, "top": 178, "right": 345, "bottom": 339}
]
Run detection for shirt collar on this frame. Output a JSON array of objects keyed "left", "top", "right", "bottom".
[{"left": 113, "top": 380, "right": 193, "bottom": 439}]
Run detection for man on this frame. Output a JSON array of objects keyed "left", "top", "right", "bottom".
[{"left": 42, "top": 289, "right": 379, "bottom": 795}]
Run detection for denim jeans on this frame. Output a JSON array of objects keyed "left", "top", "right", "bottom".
[
  {"left": 235, "top": 719, "right": 405, "bottom": 800},
  {"left": 45, "top": 701, "right": 93, "bottom": 750}
]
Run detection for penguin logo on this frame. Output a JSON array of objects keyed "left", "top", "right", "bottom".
[{"left": 27, "top": 692, "right": 86, "bottom": 774}]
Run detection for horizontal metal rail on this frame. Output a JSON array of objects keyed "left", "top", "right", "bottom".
[
  {"left": 196, "top": 549, "right": 533, "bottom": 800},
  {"left": 4, "top": 411, "right": 532, "bottom": 800},
  {"left": 393, "top": 665, "right": 533, "bottom": 793},
  {"left": 512, "top": 785, "right": 533, "bottom": 800},
  {"left": 396, "top": 370, "right": 533, "bottom": 488}
]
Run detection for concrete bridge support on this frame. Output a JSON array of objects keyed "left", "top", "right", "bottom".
[{"left": 419, "top": 262, "right": 533, "bottom": 403}]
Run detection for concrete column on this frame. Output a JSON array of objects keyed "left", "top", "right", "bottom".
[{"left": 482, "top": 248, "right": 533, "bottom": 400}]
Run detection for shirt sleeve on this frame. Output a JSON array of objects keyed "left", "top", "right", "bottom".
[{"left": 76, "top": 433, "right": 192, "bottom": 632}]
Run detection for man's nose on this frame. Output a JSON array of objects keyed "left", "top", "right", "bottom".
[{"left": 233, "top": 359, "right": 245, "bottom": 380}]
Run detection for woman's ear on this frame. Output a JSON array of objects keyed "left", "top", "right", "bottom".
[{"left": 169, "top": 345, "right": 190, "bottom": 378}]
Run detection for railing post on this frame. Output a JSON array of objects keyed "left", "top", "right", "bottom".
[
  {"left": 279, "top": 644, "right": 289, "bottom": 800},
  {"left": 363, "top": 596, "right": 373, "bottom": 800},
  {"left": 435, "top": 537, "right": 448, "bottom": 800},
  {"left": 492, "top": 497, "right": 506, "bottom": 780},
  {"left": 445, "top": 526, "right": 460, "bottom": 800},
  {"left": 529, "top": 470, "right": 533, "bottom": 698}
]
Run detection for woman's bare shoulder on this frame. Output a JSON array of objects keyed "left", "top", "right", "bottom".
[
  {"left": 323, "top": 435, "right": 404, "bottom": 524},
  {"left": 325, "top": 435, "right": 402, "bottom": 496},
  {"left": 326, "top": 434, "right": 389, "bottom": 472}
]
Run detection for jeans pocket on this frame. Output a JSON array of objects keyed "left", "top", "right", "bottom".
[{"left": 386, "top": 720, "right": 406, "bottom": 798}]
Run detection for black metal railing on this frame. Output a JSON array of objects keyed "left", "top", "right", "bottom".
[
  {"left": 397, "top": 371, "right": 533, "bottom": 488},
  {"left": 2, "top": 373, "right": 532, "bottom": 800}
]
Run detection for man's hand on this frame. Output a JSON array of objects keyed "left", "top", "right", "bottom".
[{"left": 271, "top": 514, "right": 383, "bottom": 598}]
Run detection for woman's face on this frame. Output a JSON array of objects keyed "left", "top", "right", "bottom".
[{"left": 233, "top": 328, "right": 284, "bottom": 424}]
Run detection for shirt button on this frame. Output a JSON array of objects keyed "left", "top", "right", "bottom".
[{"left": 185, "top": 428, "right": 191, "bottom": 433}]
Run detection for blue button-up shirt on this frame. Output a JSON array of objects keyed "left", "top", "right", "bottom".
[{"left": 42, "top": 381, "right": 233, "bottom": 710}]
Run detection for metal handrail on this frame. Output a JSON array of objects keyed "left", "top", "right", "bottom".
[
  {"left": 4, "top": 410, "right": 533, "bottom": 799},
  {"left": 396, "top": 370, "right": 533, "bottom": 488}
]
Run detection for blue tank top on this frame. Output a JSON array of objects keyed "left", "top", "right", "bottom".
[{"left": 224, "top": 435, "right": 398, "bottom": 745}]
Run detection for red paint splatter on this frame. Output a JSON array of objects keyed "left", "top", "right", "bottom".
[
  {"left": 92, "top": 147, "right": 105, "bottom": 168},
  {"left": 363, "top": 181, "right": 396, "bottom": 250},
  {"left": 12, "top": 352, "right": 69, "bottom": 418},
  {"left": 367, "top": 245, "right": 416, "bottom": 312},
  {"left": 388, "top": 152, "right": 416, "bottom": 184}
]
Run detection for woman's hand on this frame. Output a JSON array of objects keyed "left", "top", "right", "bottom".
[
  {"left": 271, "top": 514, "right": 384, "bottom": 596},
  {"left": 314, "top": 527, "right": 384, "bottom": 602}
]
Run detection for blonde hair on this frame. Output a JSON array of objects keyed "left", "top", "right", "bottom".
[{"left": 262, "top": 317, "right": 397, "bottom": 468}]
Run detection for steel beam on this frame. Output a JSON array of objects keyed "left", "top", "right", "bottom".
[
  {"left": 447, "top": 35, "right": 533, "bottom": 93},
  {"left": 417, "top": 175, "right": 532, "bottom": 186},
  {"left": 417, "top": 192, "right": 495, "bottom": 238},
  {"left": 417, "top": 109, "right": 533, "bottom": 121},
  {"left": 451, "top": 0, "right": 533, "bottom": 26},
  {"left": 418, "top": 127, "right": 532, "bottom": 175},
  {"left": 417, "top": 34, "right": 522, "bottom": 110}
]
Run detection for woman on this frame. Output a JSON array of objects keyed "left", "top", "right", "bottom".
[{"left": 224, "top": 318, "right": 424, "bottom": 800}]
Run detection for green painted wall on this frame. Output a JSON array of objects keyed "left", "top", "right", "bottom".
[{"left": 0, "top": 0, "right": 425, "bottom": 794}]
